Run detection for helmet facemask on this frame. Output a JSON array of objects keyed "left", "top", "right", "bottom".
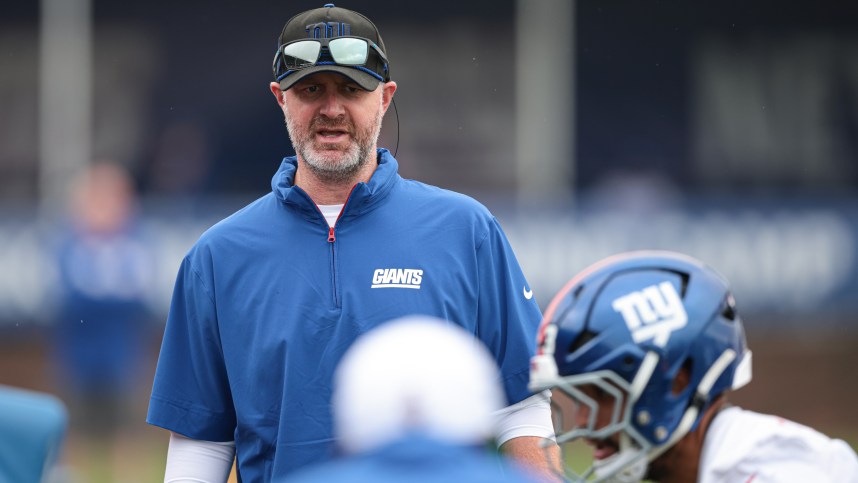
[{"left": 548, "top": 370, "right": 651, "bottom": 482}]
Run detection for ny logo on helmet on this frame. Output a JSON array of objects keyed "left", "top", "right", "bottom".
[{"left": 611, "top": 281, "right": 687, "bottom": 348}]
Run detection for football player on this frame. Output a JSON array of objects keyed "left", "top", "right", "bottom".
[{"left": 529, "top": 251, "right": 858, "bottom": 482}]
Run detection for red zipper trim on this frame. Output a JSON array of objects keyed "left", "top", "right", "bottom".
[{"left": 326, "top": 184, "right": 358, "bottom": 243}]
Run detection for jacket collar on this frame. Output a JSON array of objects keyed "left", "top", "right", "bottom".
[{"left": 271, "top": 148, "right": 400, "bottom": 221}]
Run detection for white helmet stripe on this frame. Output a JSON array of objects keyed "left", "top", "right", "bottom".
[
  {"left": 699, "top": 349, "right": 736, "bottom": 394},
  {"left": 629, "top": 351, "right": 659, "bottom": 400}
]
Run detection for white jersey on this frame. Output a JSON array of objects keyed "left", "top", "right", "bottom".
[{"left": 699, "top": 406, "right": 858, "bottom": 483}]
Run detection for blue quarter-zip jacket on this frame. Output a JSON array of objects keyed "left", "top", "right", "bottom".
[{"left": 147, "top": 149, "right": 542, "bottom": 481}]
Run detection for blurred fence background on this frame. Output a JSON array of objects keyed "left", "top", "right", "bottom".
[{"left": 1, "top": 1, "right": 857, "bottom": 481}]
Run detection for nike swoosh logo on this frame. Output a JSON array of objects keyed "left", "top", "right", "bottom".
[{"left": 523, "top": 286, "right": 533, "bottom": 300}]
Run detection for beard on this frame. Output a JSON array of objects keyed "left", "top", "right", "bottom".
[{"left": 285, "top": 98, "right": 384, "bottom": 184}]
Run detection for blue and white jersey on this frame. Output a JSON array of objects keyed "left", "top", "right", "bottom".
[
  {"left": 699, "top": 406, "right": 858, "bottom": 482},
  {"left": 147, "top": 149, "right": 542, "bottom": 481}
]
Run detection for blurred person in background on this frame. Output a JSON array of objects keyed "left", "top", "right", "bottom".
[
  {"left": 147, "top": 3, "right": 558, "bottom": 482},
  {"left": 50, "top": 161, "right": 155, "bottom": 483},
  {"left": 0, "top": 385, "right": 67, "bottom": 483},
  {"left": 529, "top": 250, "right": 858, "bottom": 482},
  {"left": 286, "top": 315, "right": 542, "bottom": 483}
]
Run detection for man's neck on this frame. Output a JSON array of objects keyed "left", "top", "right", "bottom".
[
  {"left": 294, "top": 154, "right": 379, "bottom": 205},
  {"left": 648, "top": 396, "right": 728, "bottom": 483}
]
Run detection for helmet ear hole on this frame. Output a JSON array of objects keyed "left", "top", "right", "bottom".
[
  {"left": 671, "top": 359, "right": 692, "bottom": 395},
  {"left": 623, "top": 355, "right": 635, "bottom": 368}
]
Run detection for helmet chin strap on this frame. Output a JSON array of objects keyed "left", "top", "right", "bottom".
[
  {"left": 646, "top": 348, "right": 738, "bottom": 463},
  {"left": 594, "top": 348, "right": 739, "bottom": 483}
]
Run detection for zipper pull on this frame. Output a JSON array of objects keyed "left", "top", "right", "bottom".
[{"left": 328, "top": 226, "right": 336, "bottom": 243}]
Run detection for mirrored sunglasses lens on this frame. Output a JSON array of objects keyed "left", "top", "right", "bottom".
[
  {"left": 329, "top": 38, "right": 368, "bottom": 65},
  {"left": 283, "top": 41, "right": 321, "bottom": 69}
]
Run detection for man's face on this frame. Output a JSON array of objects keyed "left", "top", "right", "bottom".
[
  {"left": 573, "top": 383, "right": 626, "bottom": 462},
  {"left": 275, "top": 72, "right": 394, "bottom": 183}
]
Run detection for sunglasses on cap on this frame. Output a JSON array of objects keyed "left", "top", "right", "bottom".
[{"left": 273, "top": 36, "right": 389, "bottom": 81}]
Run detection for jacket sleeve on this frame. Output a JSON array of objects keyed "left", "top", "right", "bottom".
[
  {"left": 147, "top": 249, "right": 237, "bottom": 442},
  {"left": 475, "top": 217, "right": 543, "bottom": 406}
]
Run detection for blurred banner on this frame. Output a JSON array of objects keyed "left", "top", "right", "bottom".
[
  {"left": 503, "top": 199, "right": 858, "bottom": 322},
  {"left": 1, "top": 196, "right": 856, "bottom": 327}
]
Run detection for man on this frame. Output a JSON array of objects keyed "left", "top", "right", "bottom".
[
  {"left": 147, "top": 4, "right": 557, "bottom": 482},
  {"left": 286, "top": 315, "right": 542, "bottom": 482},
  {"left": 51, "top": 161, "right": 153, "bottom": 483},
  {"left": 529, "top": 250, "right": 858, "bottom": 482}
]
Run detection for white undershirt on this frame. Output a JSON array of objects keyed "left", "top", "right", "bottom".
[
  {"left": 164, "top": 433, "right": 235, "bottom": 483},
  {"left": 492, "top": 389, "right": 556, "bottom": 444},
  {"left": 318, "top": 203, "right": 344, "bottom": 227},
  {"left": 162, "top": 391, "right": 555, "bottom": 481}
]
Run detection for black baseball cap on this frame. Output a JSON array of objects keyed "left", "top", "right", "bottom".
[{"left": 274, "top": 3, "right": 390, "bottom": 91}]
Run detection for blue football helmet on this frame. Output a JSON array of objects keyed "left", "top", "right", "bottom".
[{"left": 529, "top": 251, "right": 752, "bottom": 482}]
